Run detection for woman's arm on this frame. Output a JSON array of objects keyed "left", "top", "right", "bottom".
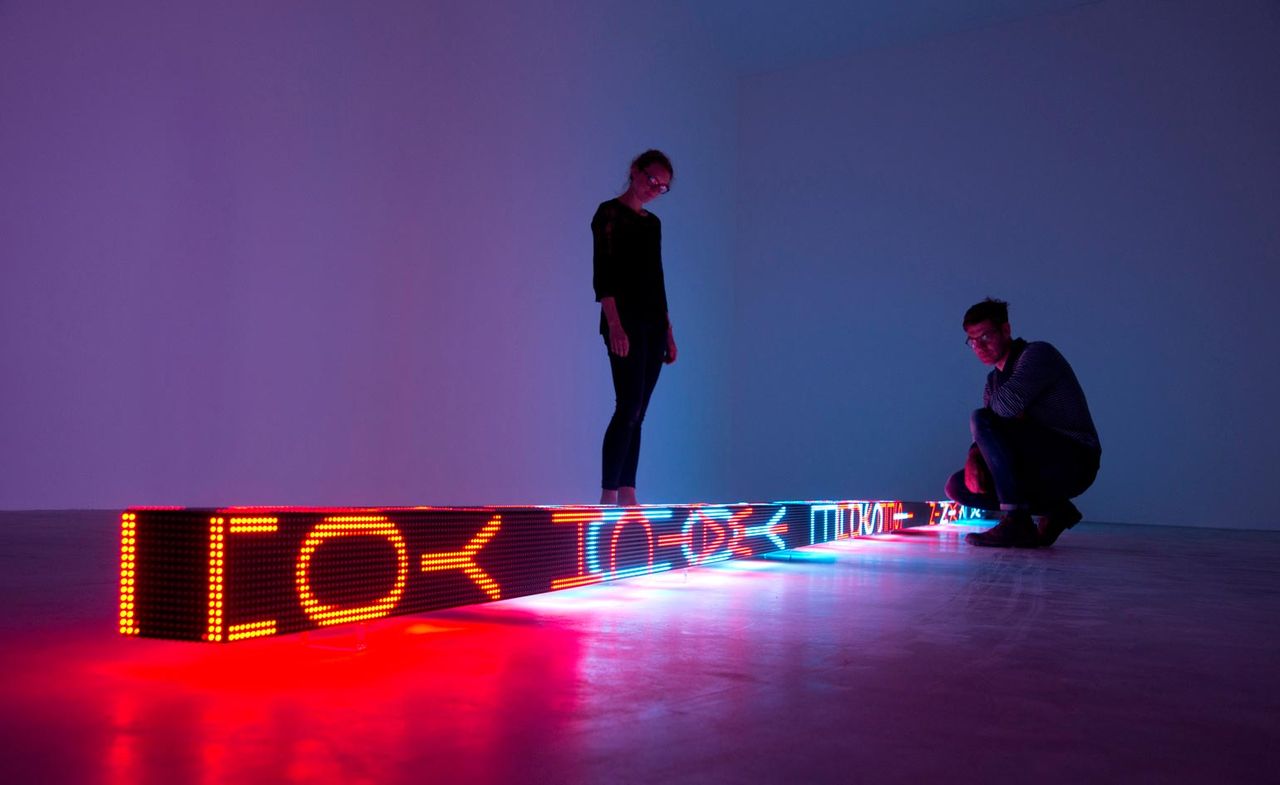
[
  {"left": 593, "top": 205, "right": 630, "bottom": 357},
  {"left": 664, "top": 315, "right": 677, "bottom": 364}
]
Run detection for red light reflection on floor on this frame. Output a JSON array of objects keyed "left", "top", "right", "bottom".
[
  {"left": 3, "top": 605, "right": 592, "bottom": 784},
  {"left": 1, "top": 523, "right": 972, "bottom": 785}
]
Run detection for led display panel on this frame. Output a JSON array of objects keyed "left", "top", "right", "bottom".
[{"left": 120, "top": 501, "right": 989, "bottom": 642}]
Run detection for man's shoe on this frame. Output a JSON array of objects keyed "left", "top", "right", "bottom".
[
  {"left": 965, "top": 511, "right": 1039, "bottom": 548},
  {"left": 1037, "top": 501, "right": 1083, "bottom": 547}
]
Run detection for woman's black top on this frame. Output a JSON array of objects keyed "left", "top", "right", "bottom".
[{"left": 591, "top": 199, "right": 669, "bottom": 335}]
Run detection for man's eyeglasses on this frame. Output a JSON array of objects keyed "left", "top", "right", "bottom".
[
  {"left": 644, "top": 171, "right": 671, "bottom": 194},
  {"left": 965, "top": 331, "right": 998, "bottom": 348}
]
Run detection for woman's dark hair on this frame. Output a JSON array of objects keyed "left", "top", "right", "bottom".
[
  {"left": 631, "top": 149, "right": 673, "bottom": 177},
  {"left": 963, "top": 298, "right": 1009, "bottom": 328}
]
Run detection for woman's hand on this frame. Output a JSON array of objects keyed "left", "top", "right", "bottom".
[
  {"left": 600, "top": 298, "right": 629, "bottom": 357},
  {"left": 608, "top": 322, "right": 630, "bottom": 357},
  {"left": 664, "top": 327, "right": 678, "bottom": 364}
]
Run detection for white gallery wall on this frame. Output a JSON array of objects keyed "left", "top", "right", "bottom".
[
  {"left": 0, "top": 0, "right": 739, "bottom": 508},
  {"left": 3, "top": 0, "right": 1277, "bottom": 529},
  {"left": 730, "top": 0, "right": 1280, "bottom": 528}
]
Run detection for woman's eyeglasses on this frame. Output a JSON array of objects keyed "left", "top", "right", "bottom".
[{"left": 643, "top": 170, "right": 671, "bottom": 194}]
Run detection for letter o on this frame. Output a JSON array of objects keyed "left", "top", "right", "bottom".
[{"left": 296, "top": 517, "right": 409, "bottom": 626}]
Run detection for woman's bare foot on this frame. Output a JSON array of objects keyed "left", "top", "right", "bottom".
[
  {"left": 617, "top": 486, "right": 638, "bottom": 506},
  {"left": 600, "top": 488, "right": 619, "bottom": 505}
]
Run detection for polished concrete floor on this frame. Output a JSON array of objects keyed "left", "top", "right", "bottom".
[{"left": 1, "top": 511, "right": 1277, "bottom": 784}]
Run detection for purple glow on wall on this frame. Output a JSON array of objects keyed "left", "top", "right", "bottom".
[{"left": 0, "top": 0, "right": 737, "bottom": 508}]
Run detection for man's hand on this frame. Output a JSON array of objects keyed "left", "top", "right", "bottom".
[{"left": 964, "top": 448, "right": 990, "bottom": 494}]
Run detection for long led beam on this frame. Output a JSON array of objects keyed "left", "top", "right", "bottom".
[{"left": 119, "top": 501, "right": 990, "bottom": 643}]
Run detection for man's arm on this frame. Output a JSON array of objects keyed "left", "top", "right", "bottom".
[
  {"left": 987, "top": 342, "right": 1064, "bottom": 418},
  {"left": 964, "top": 444, "right": 990, "bottom": 494}
]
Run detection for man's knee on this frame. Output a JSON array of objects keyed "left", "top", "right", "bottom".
[{"left": 969, "top": 407, "right": 995, "bottom": 436}]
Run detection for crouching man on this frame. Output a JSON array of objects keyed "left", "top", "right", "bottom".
[{"left": 946, "top": 298, "right": 1101, "bottom": 547}]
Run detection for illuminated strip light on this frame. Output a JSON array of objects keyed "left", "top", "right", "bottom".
[
  {"left": 118, "top": 512, "right": 139, "bottom": 636},
  {"left": 297, "top": 517, "right": 410, "bottom": 626},
  {"left": 121, "top": 500, "right": 993, "bottom": 642},
  {"left": 420, "top": 515, "right": 502, "bottom": 601}
]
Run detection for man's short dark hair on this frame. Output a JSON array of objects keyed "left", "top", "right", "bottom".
[{"left": 963, "top": 298, "right": 1009, "bottom": 328}]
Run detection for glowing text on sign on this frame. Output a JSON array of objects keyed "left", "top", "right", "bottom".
[{"left": 119, "top": 501, "right": 981, "bottom": 642}]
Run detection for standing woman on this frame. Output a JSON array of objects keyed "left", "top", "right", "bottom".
[{"left": 593, "top": 150, "right": 678, "bottom": 506}]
